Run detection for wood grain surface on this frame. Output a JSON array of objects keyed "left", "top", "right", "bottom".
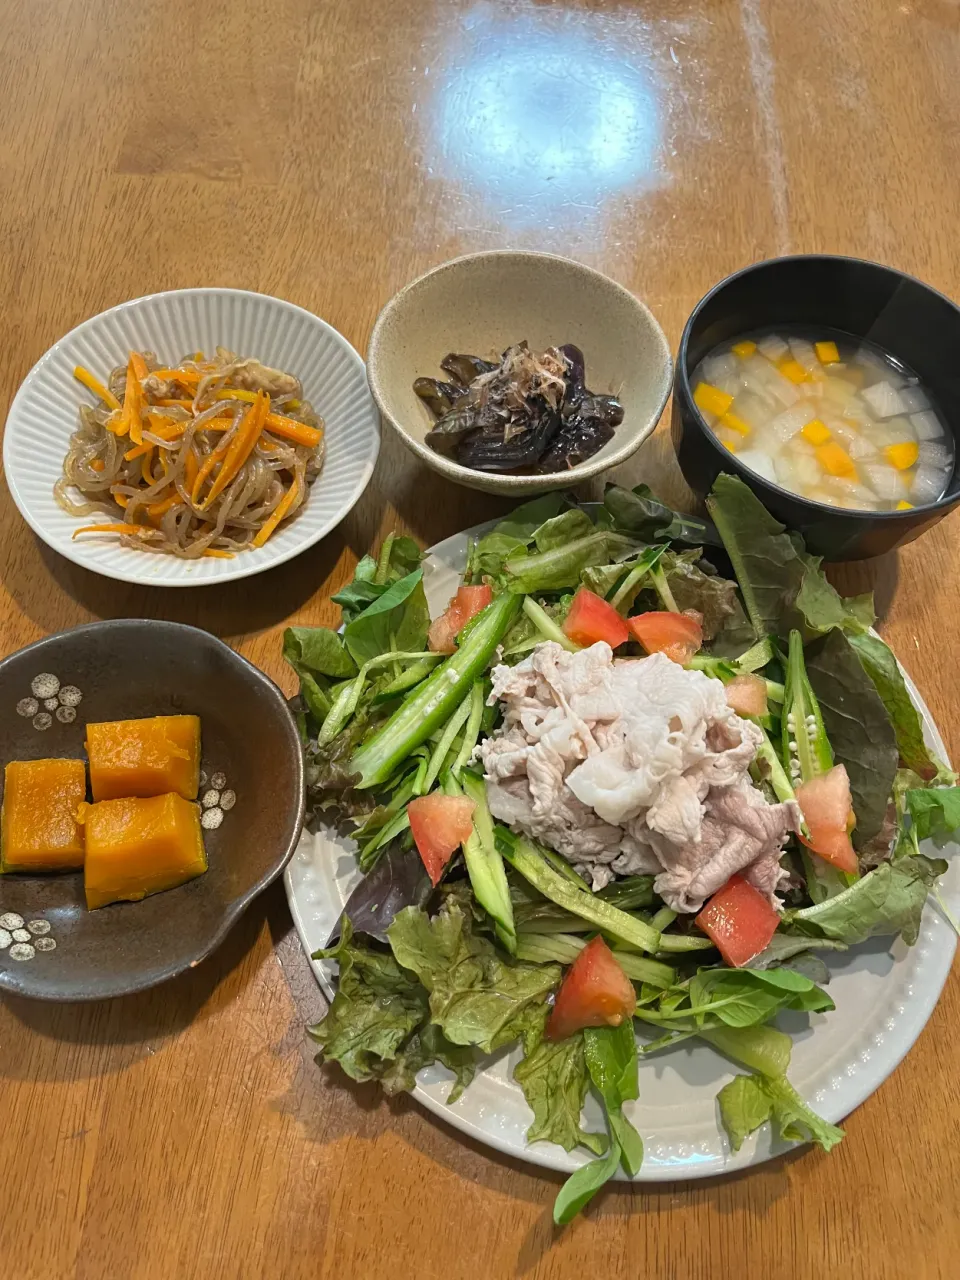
[{"left": 1, "top": 0, "right": 958, "bottom": 1276}]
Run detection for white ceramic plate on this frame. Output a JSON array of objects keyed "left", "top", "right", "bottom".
[
  {"left": 3, "top": 289, "right": 380, "bottom": 586},
  {"left": 285, "top": 522, "right": 960, "bottom": 1180}
]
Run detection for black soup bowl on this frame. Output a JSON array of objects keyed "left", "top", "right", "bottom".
[{"left": 672, "top": 254, "right": 960, "bottom": 560}]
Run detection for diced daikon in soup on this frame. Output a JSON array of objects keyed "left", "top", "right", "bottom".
[{"left": 690, "top": 331, "right": 954, "bottom": 511}]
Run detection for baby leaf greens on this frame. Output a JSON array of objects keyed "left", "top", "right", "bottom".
[{"left": 288, "top": 474, "right": 960, "bottom": 1227}]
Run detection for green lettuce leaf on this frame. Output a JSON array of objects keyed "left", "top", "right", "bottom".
[
  {"left": 717, "top": 1073, "right": 844, "bottom": 1153},
  {"left": 466, "top": 495, "right": 569, "bottom": 581},
  {"left": 584, "top": 1023, "right": 644, "bottom": 1176},
  {"left": 308, "top": 920, "right": 428, "bottom": 1083},
  {"left": 783, "top": 854, "right": 948, "bottom": 946},
  {"left": 660, "top": 548, "right": 754, "bottom": 648},
  {"left": 533, "top": 508, "right": 596, "bottom": 552},
  {"left": 342, "top": 568, "right": 429, "bottom": 666},
  {"left": 904, "top": 787, "right": 960, "bottom": 844},
  {"left": 849, "top": 633, "right": 938, "bottom": 778},
  {"left": 379, "top": 1023, "right": 477, "bottom": 1102},
  {"left": 331, "top": 536, "right": 423, "bottom": 624},
  {"left": 717, "top": 1074, "right": 774, "bottom": 1151},
  {"left": 284, "top": 626, "right": 358, "bottom": 679},
  {"left": 387, "top": 899, "right": 560, "bottom": 1053},
  {"left": 514, "top": 1032, "right": 606, "bottom": 1156},
  {"left": 687, "top": 967, "right": 834, "bottom": 1028},
  {"left": 706, "top": 474, "right": 873, "bottom": 644},
  {"left": 751, "top": 933, "right": 849, "bottom": 969},
  {"left": 604, "top": 483, "right": 722, "bottom": 548},
  {"left": 504, "top": 531, "right": 639, "bottom": 595},
  {"left": 805, "top": 629, "right": 899, "bottom": 845}
]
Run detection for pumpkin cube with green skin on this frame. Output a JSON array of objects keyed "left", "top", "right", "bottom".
[
  {"left": 1, "top": 758, "right": 87, "bottom": 872},
  {"left": 82, "top": 791, "right": 207, "bottom": 909}
]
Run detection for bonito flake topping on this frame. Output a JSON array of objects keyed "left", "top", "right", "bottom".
[{"left": 480, "top": 642, "right": 801, "bottom": 914}]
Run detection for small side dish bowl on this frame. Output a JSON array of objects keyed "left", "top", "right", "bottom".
[
  {"left": 672, "top": 255, "right": 960, "bottom": 560},
  {"left": 0, "top": 620, "right": 304, "bottom": 1001},
  {"left": 367, "top": 251, "right": 673, "bottom": 495},
  {"left": 3, "top": 288, "right": 380, "bottom": 586}
]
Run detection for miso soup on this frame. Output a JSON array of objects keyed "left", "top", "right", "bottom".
[{"left": 690, "top": 330, "right": 954, "bottom": 511}]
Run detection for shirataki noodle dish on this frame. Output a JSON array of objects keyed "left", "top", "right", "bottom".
[
  {"left": 59, "top": 349, "right": 325, "bottom": 557},
  {"left": 691, "top": 331, "right": 954, "bottom": 511}
]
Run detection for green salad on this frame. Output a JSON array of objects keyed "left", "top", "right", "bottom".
[{"left": 285, "top": 474, "right": 960, "bottom": 1224}]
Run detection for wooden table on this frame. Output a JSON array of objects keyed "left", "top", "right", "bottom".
[{"left": 1, "top": 0, "right": 958, "bottom": 1275}]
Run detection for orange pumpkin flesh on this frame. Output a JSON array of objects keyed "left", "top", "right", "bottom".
[
  {"left": 86, "top": 715, "right": 201, "bottom": 801},
  {"left": 1, "top": 758, "right": 87, "bottom": 872},
  {"left": 81, "top": 791, "right": 207, "bottom": 909}
]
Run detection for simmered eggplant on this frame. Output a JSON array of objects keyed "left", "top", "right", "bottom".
[{"left": 415, "top": 342, "right": 622, "bottom": 474}]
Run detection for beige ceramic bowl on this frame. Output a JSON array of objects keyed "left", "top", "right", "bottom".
[{"left": 366, "top": 251, "right": 673, "bottom": 495}]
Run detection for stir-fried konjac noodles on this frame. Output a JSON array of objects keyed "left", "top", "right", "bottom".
[{"left": 59, "top": 349, "right": 325, "bottom": 557}]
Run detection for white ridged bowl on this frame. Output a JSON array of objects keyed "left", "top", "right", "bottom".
[{"left": 3, "top": 289, "right": 380, "bottom": 586}]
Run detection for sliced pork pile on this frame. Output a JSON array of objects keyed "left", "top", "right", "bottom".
[{"left": 479, "top": 642, "right": 801, "bottom": 913}]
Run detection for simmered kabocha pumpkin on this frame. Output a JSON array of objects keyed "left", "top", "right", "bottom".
[
  {"left": 81, "top": 791, "right": 207, "bottom": 909},
  {"left": 85, "top": 714, "right": 201, "bottom": 802},
  {"left": 1, "top": 758, "right": 87, "bottom": 872}
]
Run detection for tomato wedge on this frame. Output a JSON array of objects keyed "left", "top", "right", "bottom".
[
  {"left": 627, "top": 611, "right": 703, "bottom": 664},
  {"left": 695, "top": 873, "right": 780, "bottom": 968},
  {"left": 796, "top": 764, "right": 858, "bottom": 874},
  {"left": 724, "top": 673, "right": 769, "bottom": 719},
  {"left": 562, "top": 587, "right": 629, "bottom": 649},
  {"left": 427, "top": 584, "right": 494, "bottom": 654},
  {"left": 407, "top": 793, "right": 476, "bottom": 886},
  {"left": 546, "top": 935, "right": 636, "bottom": 1041}
]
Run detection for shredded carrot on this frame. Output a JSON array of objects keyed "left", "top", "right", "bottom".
[
  {"left": 191, "top": 439, "right": 231, "bottom": 504},
  {"left": 253, "top": 476, "right": 300, "bottom": 547},
  {"left": 140, "top": 451, "right": 156, "bottom": 485},
  {"left": 147, "top": 494, "right": 180, "bottom": 520},
  {"left": 265, "top": 412, "right": 322, "bottom": 448},
  {"left": 72, "top": 522, "right": 159, "bottom": 540},
  {"left": 120, "top": 356, "right": 145, "bottom": 444},
  {"left": 200, "top": 392, "right": 269, "bottom": 509},
  {"left": 90, "top": 459, "right": 105, "bottom": 472},
  {"left": 155, "top": 397, "right": 195, "bottom": 407},
  {"left": 111, "top": 490, "right": 129, "bottom": 509},
  {"left": 184, "top": 449, "right": 200, "bottom": 492},
  {"left": 213, "top": 388, "right": 259, "bottom": 404},
  {"left": 130, "top": 352, "right": 149, "bottom": 381},
  {"left": 202, "top": 548, "right": 235, "bottom": 559},
  {"left": 74, "top": 366, "right": 121, "bottom": 411},
  {"left": 124, "top": 421, "right": 184, "bottom": 460},
  {"left": 152, "top": 368, "right": 202, "bottom": 385}
]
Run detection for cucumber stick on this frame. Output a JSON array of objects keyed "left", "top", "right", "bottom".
[
  {"left": 347, "top": 592, "right": 521, "bottom": 788},
  {"left": 455, "top": 771, "right": 516, "bottom": 953}
]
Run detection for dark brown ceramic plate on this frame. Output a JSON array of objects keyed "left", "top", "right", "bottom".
[{"left": 0, "top": 620, "right": 304, "bottom": 1001}]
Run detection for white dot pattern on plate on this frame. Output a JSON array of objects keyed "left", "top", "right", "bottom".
[
  {"left": 219, "top": 789, "right": 236, "bottom": 811},
  {"left": 0, "top": 929, "right": 10, "bottom": 950},
  {"left": 58, "top": 685, "right": 82, "bottom": 706},
  {"left": 32, "top": 712, "right": 52, "bottom": 730},
  {"left": 43, "top": 696, "right": 59, "bottom": 711},
  {"left": 0, "top": 913, "right": 24, "bottom": 930},
  {"left": 34, "top": 937, "right": 57, "bottom": 952},
  {"left": 3, "top": 289, "right": 380, "bottom": 587},
  {"left": 210, "top": 771, "right": 227, "bottom": 790},
  {"left": 9, "top": 943, "right": 35, "bottom": 961},
  {"left": 11, "top": 929, "right": 30, "bottom": 943},
  {"left": 201, "top": 789, "right": 221, "bottom": 810},
  {"left": 30, "top": 673, "right": 60, "bottom": 698},
  {"left": 56, "top": 705, "right": 77, "bottom": 723},
  {"left": 16, "top": 697, "right": 38, "bottom": 717},
  {"left": 27, "top": 920, "right": 50, "bottom": 936},
  {"left": 201, "top": 808, "right": 224, "bottom": 830}
]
